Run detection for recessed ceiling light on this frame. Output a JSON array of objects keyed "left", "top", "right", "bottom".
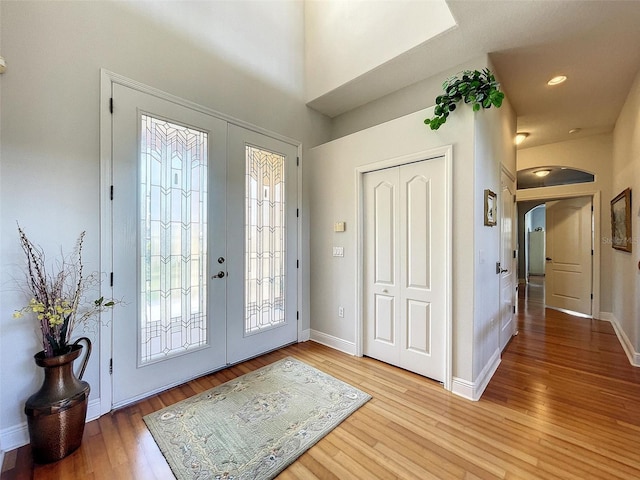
[
  {"left": 569, "top": 128, "right": 581, "bottom": 134},
  {"left": 515, "top": 132, "right": 529, "bottom": 145},
  {"left": 534, "top": 169, "right": 551, "bottom": 177},
  {"left": 548, "top": 75, "right": 567, "bottom": 86}
]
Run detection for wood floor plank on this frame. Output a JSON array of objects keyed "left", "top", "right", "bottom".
[{"left": 4, "top": 278, "right": 640, "bottom": 479}]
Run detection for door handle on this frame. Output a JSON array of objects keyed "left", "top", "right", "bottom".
[
  {"left": 546, "top": 257, "right": 552, "bottom": 261},
  {"left": 501, "top": 269, "right": 508, "bottom": 273},
  {"left": 212, "top": 270, "right": 226, "bottom": 279}
]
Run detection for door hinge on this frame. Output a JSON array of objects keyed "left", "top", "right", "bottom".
[
  {"left": 110, "top": 272, "right": 114, "bottom": 287},
  {"left": 513, "top": 249, "right": 517, "bottom": 258},
  {"left": 513, "top": 305, "right": 516, "bottom": 314},
  {"left": 110, "top": 185, "right": 114, "bottom": 201},
  {"left": 297, "top": 260, "right": 299, "bottom": 268},
  {"left": 296, "top": 311, "right": 299, "bottom": 320},
  {"left": 296, "top": 157, "right": 299, "bottom": 166},
  {"left": 296, "top": 208, "right": 299, "bottom": 218},
  {"left": 109, "top": 359, "right": 113, "bottom": 375},
  {"left": 591, "top": 293, "right": 594, "bottom": 300},
  {"left": 109, "top": 97, "right": 113, "bottom": 114},
  {"left": 591, "top": 249, "right": 594, "bottom": 255}
]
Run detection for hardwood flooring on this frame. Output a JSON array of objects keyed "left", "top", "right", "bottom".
[{"left": 3, "top": 282, "right": 640, "bottom": 479}]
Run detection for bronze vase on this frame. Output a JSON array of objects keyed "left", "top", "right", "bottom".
[{"left": 25, "top": 337, "right": 92, "bottom": 463}]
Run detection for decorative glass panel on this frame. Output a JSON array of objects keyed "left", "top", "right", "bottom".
[
  {"left": 245, "top": 145, "right": 286, "bottom": 333},
  {"left": 140, "top": 114, "right": 208, "bottom": 364}
]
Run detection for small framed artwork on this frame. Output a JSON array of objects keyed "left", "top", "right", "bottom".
[
  {"left": 484, "top": 189, "right": 497, "bottom": 226},
  {"left": 611, "top": 187, "right": 632, "bottom": 252}
]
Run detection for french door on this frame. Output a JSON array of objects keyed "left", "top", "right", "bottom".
[{"left": 110, "top": 84, "right": 298, "bottom": 407}]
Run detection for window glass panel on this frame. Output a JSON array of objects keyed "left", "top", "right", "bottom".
[
  {"left": 140, "top": 114, "right": 208, "bottom": 364},
  {"left": 245, "top": 146, "right": 286, "bottom": 333}
]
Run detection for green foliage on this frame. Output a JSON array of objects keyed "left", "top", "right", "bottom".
[{"left": 424, "top": 68, "right": 505, "bottom": 130}]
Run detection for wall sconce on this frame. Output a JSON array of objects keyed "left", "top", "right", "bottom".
[{"left": 515, "top": 132, "right": 529, "bottom": 145}]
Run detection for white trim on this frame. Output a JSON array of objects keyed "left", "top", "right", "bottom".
[
  {"left": 299, "top": 328, "right": 311, "bottom": 342},
  {"left": 451, "top": 349, "right": 501, "bottom": 401},
  {"left": 0, "top": 399, "right": 101, "bottom": 452},
  {"left": 600, "top": 313, "right": 640, "bottom": 367},
  {"left": 354, "top": 145, "right": 453, "bottom": 391},
  {"left": 310, "top": 330, "right": 356, "bottom": 356},
  {"left": 99, "top": 70, "right": 114, "bottom": 417},
  {"left": 0, "top": 422, "right": 27, "bottom": 452}
]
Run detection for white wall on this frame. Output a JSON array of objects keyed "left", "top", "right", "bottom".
[
  {"left": 0, "top": 0, "right": 331, "bottom": 450},
  {"left": 308, "top": 102, "right": 515, "bottom": 396},
  {"left": 517, "top": 134, "right": 614, "bottom": 314},
  {"left": 473, "top": 93, "right": 517, "bottom": 381},
  {"left": 308, "top": 106, "right": 476, "bottom": 380},
  {"left": 331, "top": 56, "right": 492, "bottom": 140},
  {"left": 304, "top": 0, "right": 455, "bottom": 102},
  {"left": 612, "top": 68, "right": 640, "bottom": 360}
]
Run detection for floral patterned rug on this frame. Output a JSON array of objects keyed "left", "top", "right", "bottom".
[{"left": 143, "top": 357, "right": 371, "bottom": 480}]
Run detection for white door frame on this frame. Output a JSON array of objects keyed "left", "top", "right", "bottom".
[
  {"left": 354, "top": 145, "right": 453, "bottom": 391},
  {"left": 99, "top": 69, "right": 303, "bottom": 415},
  {"left": 517, "top": 189, "right": 601, "bottom": 319}
]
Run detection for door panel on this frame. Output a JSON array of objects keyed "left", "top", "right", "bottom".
[
  {"left": 364, "top": 157, "right": 446, "bottom": 382},
  {"left": 111, "top": 84, "right": 227, "bottom": 407},
  {"left": 499, "top": 173, "right": 516, "bottom": 351},
  {"left": 226, "top": 125, "right": 298, "bottom": 364},
  {"left": 545, "top": 196, "right": 592, "bottom": 316}
]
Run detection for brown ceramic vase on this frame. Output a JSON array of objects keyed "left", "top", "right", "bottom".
[{"left": 24, "top": 337, "right": 91, "bottom": 463}]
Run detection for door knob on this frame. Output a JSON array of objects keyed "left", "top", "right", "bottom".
[
  {"left": 218, "top": 256, "right": 225, "bottom": 264},
  {"left": 212, "top": 271, "right": 226, "bottom": 278}
]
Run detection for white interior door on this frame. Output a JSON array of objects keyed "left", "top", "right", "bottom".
[
  {"left": 545, "top": 196, "right": 593, "bottom": 317},
  {"left": 226, "top": 124, "right": 298, "bottom": 364},
  {"left": 499, "top": 173, "right": 516, "bottom": 351},
  {"left": 111, "top": 84, "right": 227, "bottom": 407},
  {"left": 363, "top": 158, "right": 447, "bottom": 382}
]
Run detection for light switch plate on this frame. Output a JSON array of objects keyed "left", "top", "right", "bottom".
[
  {"left": 334, "top": 222, "right": 346, "bottom": 232},
  {"left": 333, "top": 246, "right": 344, "bottom": 257}
]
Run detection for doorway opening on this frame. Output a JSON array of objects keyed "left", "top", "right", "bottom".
[{"left": 517, "top": 193, "right": 598, "bottom": 319}]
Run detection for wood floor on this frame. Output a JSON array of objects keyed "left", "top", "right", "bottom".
[{"left": 4, "top": 281, "right": 640, "bottom": 479}]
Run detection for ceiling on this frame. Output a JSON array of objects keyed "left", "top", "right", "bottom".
[{"left": 308, "top": 1, "right": 640, "bottom": 150}]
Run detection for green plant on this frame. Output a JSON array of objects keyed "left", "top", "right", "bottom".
[
  {"left": 424, "top": 68, "right": 505, "bottom": 130},
  {"left": 13, "top": 227, "right": 118, "bottom": 357}
]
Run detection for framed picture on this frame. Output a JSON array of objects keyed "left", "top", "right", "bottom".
[
  {"left": 611, "top": 187, "right": 632, "bottom": 252},
  {"left": 484, "top": 189, "right": 497, "bottom": 226}
]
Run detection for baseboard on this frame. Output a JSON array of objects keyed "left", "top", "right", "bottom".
[
  {"left": 0, "top": 398, "right": 102, "bottom": 452},
  {"left": 309, "top": 329, "right": 356, "bottom": 356},
  {"left": 299, "top": 328, "right": 311, "bottom": 342},
  {"left": 600, "top": 312, "right": 640, "bottom": 367},
  {"left": 451, "top": 349, "right": 501, "bottom": 401}
]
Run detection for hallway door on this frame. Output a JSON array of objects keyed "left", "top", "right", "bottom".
[
  {"left": 545, "top": 196, "right": 593, "bottom": 317},
  {"left": 499, "top": 172, "right": 516, "bottom": 351}
]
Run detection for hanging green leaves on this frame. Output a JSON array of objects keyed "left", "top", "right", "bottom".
[{"left": 424, "top": 68, "right": 505, "bottom": 130}]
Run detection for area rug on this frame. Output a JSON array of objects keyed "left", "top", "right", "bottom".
[{"left": 143, "top": 357, "right": 371, "bottom": 480}]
